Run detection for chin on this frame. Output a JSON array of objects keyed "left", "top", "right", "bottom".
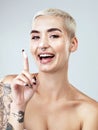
[
  {"left": 36, "top": 58, "right": 60, "bottom": 73},
  {"left": 39, "top": 65, "right": 61, "bottom": 74},
  {"left": 39, "top": 68, "right": 52, "bottom": 73},
  {"left": 38, "top": 65, "right": 56, "bottom": 73}
]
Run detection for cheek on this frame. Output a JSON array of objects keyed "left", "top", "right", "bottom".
[
  {"left": 52, "top": 40, "right": 68, "bottom": 53},
  {"left": 54, "top": 40, "right": 70, "bottom": 59},
  {"left": 30, "top": 43, "right": 37, "bottom": 55}
]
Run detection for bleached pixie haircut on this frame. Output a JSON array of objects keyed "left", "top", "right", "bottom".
[{"left": 33, "top": 8, "right": 76, "bottom": 39}]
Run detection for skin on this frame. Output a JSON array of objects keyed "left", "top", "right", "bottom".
[{"left": 1, "top": 15, "right": 98, "bottom": 130}]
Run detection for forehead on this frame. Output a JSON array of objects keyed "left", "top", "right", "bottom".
[{"left": 32, "top": 15, "right": 65, "bottom": 31}]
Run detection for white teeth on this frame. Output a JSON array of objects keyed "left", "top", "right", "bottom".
[{"left": 39, "top": 54, "right": 54, "bottom": 57}]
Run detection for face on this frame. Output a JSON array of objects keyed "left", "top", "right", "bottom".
[{"left": 30, "top": 15, "right": 77, "bottom": 73}]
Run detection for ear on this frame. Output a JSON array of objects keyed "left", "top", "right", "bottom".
[{"left": 69, "top": 37, "right": 78, "bottom": 52}]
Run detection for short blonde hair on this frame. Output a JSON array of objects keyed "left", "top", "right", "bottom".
[{"left": 33, "top": 8, "right": 76, "bottom": 38}]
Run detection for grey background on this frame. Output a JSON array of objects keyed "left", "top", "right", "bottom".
[{"left": 0, "top": 0, "right": 98, "bottom": 100}]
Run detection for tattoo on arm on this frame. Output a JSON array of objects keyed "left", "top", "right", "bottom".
[
  {"left": 6, "top": 122, "right": 13, "bottom": 130},
  {"left": 0, "top": 82, "right": 12, "bottom": 130},
  {"left": 6, "top": 111, "right": 25, "bottom": 130},
  {"left": 12, "top": 111, "right": 24, "bottom": 123}
]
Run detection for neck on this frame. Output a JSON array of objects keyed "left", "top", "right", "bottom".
[{"left": 37, "top": 67, "right": 70, "bottom": 102}]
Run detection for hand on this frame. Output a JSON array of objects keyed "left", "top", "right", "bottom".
[{"left": 11, "top": 50, "right": 38, "bottom": 110}]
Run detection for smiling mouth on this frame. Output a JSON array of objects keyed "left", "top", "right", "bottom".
[{"left": 38, "top": 53, "right": 55, "bottom": 63}]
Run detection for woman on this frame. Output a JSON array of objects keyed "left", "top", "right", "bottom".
[{"left": 1, "top": 8, "right": 98, "bottom": 130}]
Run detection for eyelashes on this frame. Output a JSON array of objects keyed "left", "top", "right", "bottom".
[
  {"left": 31, "top": 36, "right": 40, "bottom": 40},
  {"left": 31, "top": 35, "right": 60, "bottom": 40},
  {"left": 50, "top": 35, "right": 60, "bottom": 38}
]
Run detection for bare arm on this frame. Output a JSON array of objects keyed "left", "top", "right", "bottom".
[
  {"left": 1, "top": 50, "right": 37, "bottom": 130},
  {"left": 0, "top": 81, "right": 12, "bottom": 130}
]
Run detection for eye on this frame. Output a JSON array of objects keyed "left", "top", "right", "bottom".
[
  {"left": 31, "top": 36, "right": 40, "bottom": 40},
  {"left": 50, "top": 35, "right": 59, "bottom": 39}
]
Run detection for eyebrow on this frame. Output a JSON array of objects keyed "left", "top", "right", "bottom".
[
  {"left": 47, "top": 28, "right": 62, "bottom": 33},
  {"left": 30, "top": 28, "right": 62, "bottom": 34},
  {"left": 30, "top": 30, "right": 40, "bottom": 34}
]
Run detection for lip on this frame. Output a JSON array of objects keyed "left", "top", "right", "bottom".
[
  {"left": 37, "top": 52, "right": 55, "bottom": 64},
  {"left": 38, "top": 51, "right": 55, "bottom": 56}
]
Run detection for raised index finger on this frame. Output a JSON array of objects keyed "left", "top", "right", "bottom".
[{"left": 22, "top": 49, "right": 29, "bottom": 71}]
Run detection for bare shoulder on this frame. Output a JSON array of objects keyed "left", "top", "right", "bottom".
[
  {"left": 0, "top": 74, "right": 17, "bottom": 99},
  {"left": 79, "top": 99, "right": 98, "bottom": 114},
  {"left": 74, "top": 86, "right": 98, "bottom": 129},
  {"left": 78, "top": 99, "right": 98, "bottom": 129},
  {"left": 72, "top": 85, "right": 98, "bottom": 123},
  {"left": 0, "top": 73, "right": 38, "bottom": 85},
  {"left": 0, "top": 74, "right": 17, "bottom": 96},
  {"left": 0, "top": 74, "right": 17, "bottom": 84}
]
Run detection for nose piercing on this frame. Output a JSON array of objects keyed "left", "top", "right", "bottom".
[{"left": 41, "top": 47, "right": 46, "bottom": 51}]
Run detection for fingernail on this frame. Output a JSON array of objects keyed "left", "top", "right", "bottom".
[
  {"left": 33, "top": 76, "right": 36, "bottom": 81},
  {"left": 22, "top": 49, "right": 24, "bottom": 52},
  {"left": 33, "top": 82, "right": 36, "bottom": 85},
  {"left": 24, "top": 83, "right": 32, "bottom": 88},
  {"left": 32, "top": 76, "right": 37, "bottom": 85},
  {"left": 24, "top": 83, "right": 29, "bottom": 87}
]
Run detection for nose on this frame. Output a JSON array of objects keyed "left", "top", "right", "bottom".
[{"left": 39, "top": 36, "right": 50, "bottom": 50}]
